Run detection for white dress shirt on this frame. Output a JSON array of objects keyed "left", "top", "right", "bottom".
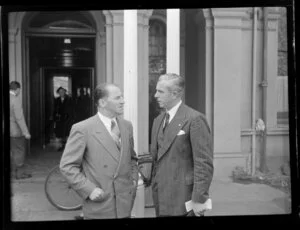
[
  {"left": 98, "top": 112, "right": 119, "bottom": 138},
  {"left": 164, "top": 100, "right": 182, "bottom": 126}
]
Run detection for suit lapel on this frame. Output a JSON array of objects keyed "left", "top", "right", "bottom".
[
  {"left": 92, "top": 115, "right": 120, "bottom": 163},
  {"left": 152, "top": 113, "right": 165, "bottom": 160},
  {"left": 157, "top": 104, "right": 188, "bottom": 161}
]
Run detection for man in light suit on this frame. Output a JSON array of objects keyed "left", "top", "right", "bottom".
[
  {"left": 151, "top": 73, "right": 214, "bottom": 217},
  {"left": 60, "top": 83, "right": 138, "bottom": 219},
  {"left": 10, "top": 81, "right": 32, "bottom": 180}
]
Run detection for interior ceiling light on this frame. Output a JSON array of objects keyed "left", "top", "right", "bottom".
[{"left": 64, "top": 38, "right": 71, "bottom": 44}]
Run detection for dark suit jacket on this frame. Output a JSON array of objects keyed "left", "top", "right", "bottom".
[
  {"left": 60, "top": 114, "right": 139, "bottom": 219},
  {"left": 53, "top": 95, "right": 74, "bottom": 138},
  {"left": 151, "top": 103, "right": 214, "bottom": 216}
]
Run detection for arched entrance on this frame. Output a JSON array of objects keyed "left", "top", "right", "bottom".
[{"left": 22, "top": 11, "right": 99, "bottom": 149}]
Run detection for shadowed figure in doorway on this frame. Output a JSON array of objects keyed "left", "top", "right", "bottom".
[
  {"left": 75, "top": 87, "right": 90, "bottom": 123},
  {"left": 53, "top": 87, "right": 75, "bottom": 151}
]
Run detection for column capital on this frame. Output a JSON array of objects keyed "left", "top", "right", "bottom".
[
  {"left": 211, "top": 8, "right": 249, "bottom": 19},
  {"left": 137, "top": 10, "right": 153, "bottom": 26},
  {"left": 98, "top": 31, "right": 105, "bottom": 37},
  {"left": 194, "top": 9, "right": 214, "bottom": 30},
  {"left": 103, "top": 10, "right": 124, "bottom": 25},
  {"left": 196, "top": 8, "right": 249, "bottom": 30},
  {"left": 9, "top": 28, "right": 19, "bottom": 43},
  {"left": 9, "top": 28, "right": 19, "bottom": 36}
]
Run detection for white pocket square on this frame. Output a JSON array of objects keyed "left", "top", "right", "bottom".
[{"left": 177, "top": 130, "right": 186, "bottom": 136}]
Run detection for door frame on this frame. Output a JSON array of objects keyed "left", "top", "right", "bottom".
[
  {"left": 39, "top": 67, "right": 95, "bottom": 148},
  {"left": 24, "top": 33, "right": 97, "bottom": 148}
]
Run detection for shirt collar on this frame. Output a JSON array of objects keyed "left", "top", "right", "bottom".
[
  {"left": 166, "top": 100, "right": 182, "bottom": 121},
  {"left": 98, "top": 111, "right": 116, "bottom": 127}
]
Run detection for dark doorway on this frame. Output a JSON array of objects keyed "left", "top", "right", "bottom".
[
  {"left": 42, "top": 68, "right": 94, "bottom": 147},
  {"left": 28, "top": 36, "right": 95, "bottom": 148}
]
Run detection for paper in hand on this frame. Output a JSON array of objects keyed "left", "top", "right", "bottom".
[{"left": 185, "top": 198, "right": 212, "bottom": 212}]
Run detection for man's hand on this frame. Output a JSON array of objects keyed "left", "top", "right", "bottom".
[
  {"left": 89, "top": 187, "right": 105, "bottom": 201},
  {"left": 24, "top": 134, "right": 31, "bottom": 139},
  {"left": 191, "top": 200, "right": 209, "bottom": 216}
]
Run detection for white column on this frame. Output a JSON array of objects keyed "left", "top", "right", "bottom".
[
  {"left": 167, "top": 9, "right": 180, "bottom": 74},
  {"left": 137, "top": 10, "right": 153, "bottom": 155},
  {"left": 103, "top": 10, "right": 124, "bottom": 86},
  {"left": 124, "top": 10, "right": 138, "bottom": 152}
]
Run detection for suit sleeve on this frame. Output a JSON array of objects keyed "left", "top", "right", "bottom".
[
  {"left": 13, "top": 98, "right": 30, "bottom": 136},
  {"left": 150, "top": 118, "right": 157, "bottom": 160},
  {"left": 59, "top": 124, "right": 97, "bottom": 200},
  {"left": 129, "top": 123, "right": 139, "bottom": 183},
  {"left": 190, "top": 114, "right": 214, "bottom": 203}
]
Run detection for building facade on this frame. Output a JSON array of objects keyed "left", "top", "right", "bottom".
[{"left": 8, "top": 8, "right": 289, "bottom": 181}]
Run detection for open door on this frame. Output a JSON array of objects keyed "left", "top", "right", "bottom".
[{"left": 39, "top": 67, "right": 95, "bottom": 148}]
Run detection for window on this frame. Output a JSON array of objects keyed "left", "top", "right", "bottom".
[
  {"left": 148, "top": 18, "right": 166, "bottom": 143},
  {"left": 277, "top": 7, "right": 287, "bottom": 77},
  {"left": 276, "top": 7, "right": 288, "bottom": 127}
]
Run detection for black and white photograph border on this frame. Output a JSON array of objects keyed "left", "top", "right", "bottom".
[{"left": 1, "top": 0, "right": 299, "bottom": 227}]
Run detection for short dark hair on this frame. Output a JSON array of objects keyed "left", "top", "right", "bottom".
[
  {"left": 94, "top": 83, "right": 121, "bottom": 106},
  {"left": 10, "top": 81, "right": 21, "bottom": 90},
  {"left": 94, "top": 83, "right": 110, "bottom": 106},
  {"left": 56, "top": 87, "right": 67, "bottom": 94}
]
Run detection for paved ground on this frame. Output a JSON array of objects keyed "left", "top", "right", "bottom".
[{"left": 10, "top": 145, "right": 291, "bottom": 221}]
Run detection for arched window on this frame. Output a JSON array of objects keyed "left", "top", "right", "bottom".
[
  {"left": 149, "top": 19, "right": 166, "bottom": 143},
  {"left": 276, "top": 7, "right": 288, "bottom": 127},
  {"left": 149, "top": 19, "right": 166, "bottom": 72},
  {"left": 277, "top": 8, "right": 287, "bottom": 77}
]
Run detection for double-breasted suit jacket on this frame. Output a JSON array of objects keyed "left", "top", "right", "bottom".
[
  {"left": 60, "top": 114, "right": 139, "bottom": 219},
  {"left": 151, "top": 103, "right": 214, "bottom": 216}
]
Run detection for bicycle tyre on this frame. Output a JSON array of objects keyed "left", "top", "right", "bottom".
[{"left": 44, "top": 166, "right": 82, "bottom": 211}]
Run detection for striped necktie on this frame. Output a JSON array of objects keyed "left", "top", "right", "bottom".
[
  {"left": 111, "top": 120, "right": 121, "bottom": 151},
  {"left": 163, "top": 112, "right": 170, "bottom": 133}
]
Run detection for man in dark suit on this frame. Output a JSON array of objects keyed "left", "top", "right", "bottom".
[
  {"left": 60, "top": 83, "right": 139, "bottom": 219},
  {"left": 53, "top": 87, "right": 75, "bottom": 151},
  {"left": 150, "top": 73, "right": 214, "bottom": 217}
]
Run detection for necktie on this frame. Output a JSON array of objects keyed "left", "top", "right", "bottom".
[
  {"left": 111, "top": 120, "right": 121, "bottom": 151},
  {"left": 163, "top": 113, "right": 170, "bottom": 133}
]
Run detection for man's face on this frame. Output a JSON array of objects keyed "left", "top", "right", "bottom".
[
  {"left": 15, "top": 88, "right": 21, "bottom": 96},
  {"left": 102, "top": 85, "right": 125, "bottom": 116},
  {"left": 154, "top": 80, "right": 176, "bottom": 110},
  {"left": 58, "top": 89, "right": 66, "bottom": 97}
]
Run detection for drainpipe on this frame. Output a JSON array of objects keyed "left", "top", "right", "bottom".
[
  {"left": 259, "top": 7, "right": 269, "bottom": 173},
  {"left": 251, "top": 7, "right": 258, "bottom": 176}
]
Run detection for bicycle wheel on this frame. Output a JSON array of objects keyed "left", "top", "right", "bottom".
[{"left": 44, "top": 166, "right": 82, "bottom": 211}]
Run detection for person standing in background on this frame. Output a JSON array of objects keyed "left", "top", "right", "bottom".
[
  {"left": 53, "top": 87, "right": 75, "bottom": 151},
  {"left": 75, "top": 87, "right": 90, "bottom": 123},
  {"left": 10, "top": 81, "right": 32, "bottom": 180}
]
